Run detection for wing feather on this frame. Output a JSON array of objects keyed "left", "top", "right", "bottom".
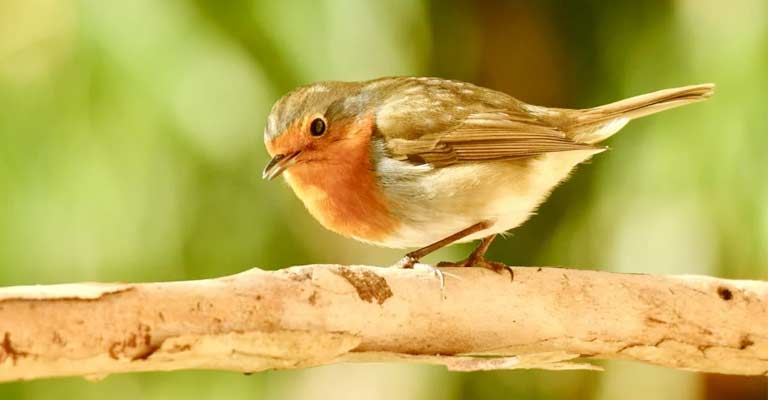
[
  {"left": 385, "top": 110, "right": 600, "bottom": 167},
  {"left": 369, "top": 78, "right": 600, "bottom": 167}
]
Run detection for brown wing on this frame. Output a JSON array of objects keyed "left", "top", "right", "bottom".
[{"left": 382, "top": 109, "right": 601, "bottom": 168}]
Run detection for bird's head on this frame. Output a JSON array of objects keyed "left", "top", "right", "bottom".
[{"left": 262, "top": 81, "right": 374, "bottom": 180}]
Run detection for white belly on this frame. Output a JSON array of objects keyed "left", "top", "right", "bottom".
[{"left": 375, "top": 149, "right": 601, "bottom": 248}]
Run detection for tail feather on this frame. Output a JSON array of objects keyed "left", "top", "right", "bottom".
[{"left": 567, "top": 83, "right": 714, "bottom": 144}]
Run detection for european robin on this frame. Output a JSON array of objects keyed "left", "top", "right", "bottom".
[{"left": 262, "top": 77, "right": 713, "bottom": 282}]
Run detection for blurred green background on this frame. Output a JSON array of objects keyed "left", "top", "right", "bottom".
[{"left": 1, "top": 0, "right": 766, "bottom": 399}]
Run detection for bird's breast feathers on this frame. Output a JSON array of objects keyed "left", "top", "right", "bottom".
[{"left": 282, "top": 115, "right": 400, "bottom": 244}]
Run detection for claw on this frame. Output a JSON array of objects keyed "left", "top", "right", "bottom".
[
  {"left": 484, "top": 261, "right": 515, "bottom": 282},
  {"left": 393, "top": 257, "right": 446, "bottom": 292},
  {"left": 436, "top": 260, "right": 460, "bottom": 268},
  {"left": 505, "top": 266, "right": 515, "bottom": 281},
  {"left": 426, "top": 265, "right": 445, "bottom": 290},
  {"left": 394, "top": 255, "right": 418, "bottom": 269},
  {"left": 436, "top": 257, "right": 514, "bottom": 282}
]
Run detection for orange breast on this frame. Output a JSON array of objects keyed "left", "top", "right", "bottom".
[{"left": 283, "top": 119, "right": 399, "bottom": 243}]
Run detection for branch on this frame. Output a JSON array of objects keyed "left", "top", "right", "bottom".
[{"left": 0, "top": 265, "right": 766, "bottom": 381}]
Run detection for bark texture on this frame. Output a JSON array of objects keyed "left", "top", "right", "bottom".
[{"left": 0, "top": 264, "right": 766, "bottom": 382}]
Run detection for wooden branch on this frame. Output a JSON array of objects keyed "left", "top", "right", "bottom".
[{"left": 0, "top": 264, "right": 766, "bottom": 382}]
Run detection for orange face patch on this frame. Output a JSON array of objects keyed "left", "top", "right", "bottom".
[
  {"left": 276, "top": 113, "right": 399, "bottom": 243},
  {"left": 265, "top": 116, "right": 316, "bottom": 157}
]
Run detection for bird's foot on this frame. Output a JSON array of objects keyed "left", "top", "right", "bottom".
[
  {"left": 393, "top": 256, "right": 445, "bottom": 290},
  {"left": 394, "top": 255, "right": 418, "bottom": 269},
  {"left": 437, "top": 257, "right": 514, "bottom": 281}
]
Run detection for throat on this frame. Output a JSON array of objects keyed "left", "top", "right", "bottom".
[{"left": 284, "top": 152, "right": 398, "bottom": 243}]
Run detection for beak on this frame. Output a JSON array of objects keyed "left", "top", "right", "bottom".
[{"left": 262, "top": 151, "right": 301, "bottom": 180}]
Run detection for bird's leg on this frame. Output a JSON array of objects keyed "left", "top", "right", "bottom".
[
  {"left": 396, "top": 220, "right": 493, "bottom": 267},
  {"left": 437, "top": 234, "right": 514, "bottom": 281},
  {"left": 394, "top": 220, "right": 493, "bottom": 288},
  {"left": 460, "top": 234, "right": 498, "bottom": 267}
]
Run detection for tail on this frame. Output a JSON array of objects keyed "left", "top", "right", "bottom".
[{"left": 567, "top": 83, "right": 714, "bottom": 144}]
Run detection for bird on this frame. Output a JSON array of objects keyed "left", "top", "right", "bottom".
[{"left": 262, "top": 77, "right": 713, "bottom": 280}]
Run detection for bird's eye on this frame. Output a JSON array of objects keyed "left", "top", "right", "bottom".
[{"left": 309, "top": 118, "right": 326, "bottom": 137}]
